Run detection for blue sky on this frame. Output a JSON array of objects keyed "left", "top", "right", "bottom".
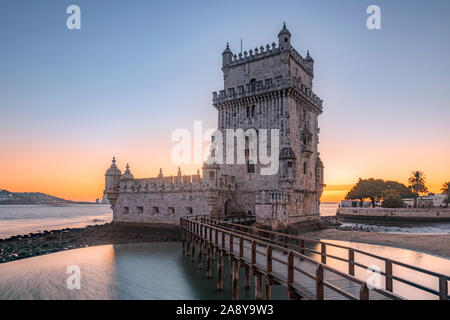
[{"left": 0, "top": 0, "right": 449, "bottom": 200}]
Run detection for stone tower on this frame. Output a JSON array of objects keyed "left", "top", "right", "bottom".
[
  {"left": 104, "top": 23, "right": 325, "bottom": 230},
  {"left": 211, "top": 23, "right": 325, "bottom": 228}
]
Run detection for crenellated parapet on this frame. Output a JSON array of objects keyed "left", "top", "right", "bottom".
[
  {"left": 105, "top": 161, "right": 236, "bottom": 200},
  {"left": 224, "top": 42, "right": 313, "bottom": 76},
  {"left": 212, "top": 76, "right": 323, "bottom": 110}
]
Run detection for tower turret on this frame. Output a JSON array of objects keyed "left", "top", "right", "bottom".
[
  {"left": 222, "top": 42, "right": 233, "bottom": 67},
  {"left": 121, "top": 163, "right": 134, "bottom": 180},
  {"left": 278, "top": 22, "right": 291, "bottom": 51},
  {"left": 304, "top": 50, "right": 314, "bottom": 74},
  {"left": 104, "top": 157, "right": 122, "bottom": 207}
]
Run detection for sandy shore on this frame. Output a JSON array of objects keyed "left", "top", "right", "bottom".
[{"left": 303, "top": 228, "right": 450, "bottom": 259}]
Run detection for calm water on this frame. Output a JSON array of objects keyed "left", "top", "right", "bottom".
[
  {"left": 0, "top": 242, "right": 448, "bottom": 300},
  {"left": 0, "top": 203, "right": 448, "bottom": 239},
  {"left": 0, "top": 205, "right": 112, "bottom": 239},
  {"left": 0, "top": 242, "right": 288, "bottom": 300},
  {"left": 320, "top": 202, "right": 339, "bottom": 216},
  {"left": 321, "top": 202, "right": 450, "bottom": 235}
]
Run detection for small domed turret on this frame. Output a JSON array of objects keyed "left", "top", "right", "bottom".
[
  {"left": 305, "top": 50, "right": 314, "bottom": 62},
  {"left": 105, "top": 157, "right": 122, "bottom": 207},
  {"left": 106, "top": 157, "right": 122, "bottom": 176},
  {"left": 304, "top": 50, "right": 314, "bottom": 74},
  {"left": 121, "top": 163, "right": 134, "bottom": 180},
  {"left": 278, "top": 22, "right": 291, "bottom": 50},
  {"left": 222, "top": 42, "right": 233, "bottom": 67}
]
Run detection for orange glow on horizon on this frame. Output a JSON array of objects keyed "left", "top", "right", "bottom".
[{"left": 1, "top": 133, "right": 449, "bottom": 203}]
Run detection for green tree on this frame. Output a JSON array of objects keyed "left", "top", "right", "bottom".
[
  {"left": 345, "top": 178, "right": 370, "bottom": 207},
  {"left": 345, "top": 178, "right": 386, "bottom": 207},
  {"left": 385, "top": 181, "right": 415, "bottom": 199},
  {"left": 365, "top": 178, "right": 386, "bottom": 207},
  {"left": 441, "top": 181, "right": 450, "bottom": 208},
  {"left": 408, "top": 171, "right": 428, "bottom": 207},
  {"left": 382, "top": 191, "right": 404, "bottom": 208}
]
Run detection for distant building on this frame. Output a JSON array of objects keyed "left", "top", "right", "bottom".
[
  {"left": 403, "top": 193, "right": 447, "bottom": 208},
  {"left": 95, "top": 198, "right": 100, "bottom": 204},
  {"left": 340, "top": 200, "right": 371, "bottom": 208},
  {"left": 101, "top": 195, "right": 110, "bottom": 205}
]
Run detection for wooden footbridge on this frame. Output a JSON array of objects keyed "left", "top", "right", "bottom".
[{"left": 180, "top": 215, "right": 450, "bottom": 300}]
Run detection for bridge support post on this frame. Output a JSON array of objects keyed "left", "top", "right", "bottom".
[
  {"left": 348, "top": 249, "right": 354, "bottom": 276},
  {"left": 244, "top": 265, "right": 251, "bottom": 289},
  {"left": 316, "top": 265, "right": 324, "bottom": 300},
  {"left": 255, "top": 272, "right": 263, "bottom": 300},
  {"left": 385, "top": 261, "right": 393, "bottom": 292},
  {"left": 232, "top": 258, "right": 239, "bottom": 300},
  {"left": 439, "top": 277, "right": 448, "bottom": 300},
  {"left": 191, "top": 238, "right": 196, "bottom": 262},
  {"left": 287, "top": 286, "right": 301, "bottom": 300},
  {"left": 186, "top": 238, "right": 190, "bottom": 257},
  {"left": 198, "top": 239, "right": 203, "bottom": 269},
  {"left": 265, "top": 276, "right": 272, "bottom": 300},
  {"left": 360, "top": 283, "right": 369, "bottom": 300},
  {"left": 217, "top": 250, "right": 224, "bottom": 291},
  {"left": 206, "top": 245, "right": 212, "bottom": 279}
]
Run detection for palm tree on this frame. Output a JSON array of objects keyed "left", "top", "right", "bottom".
[
  {"left": 408, "top": 171, "right": 428, "bottom": 207},
  {"left": 441, "top": 182, "right": 450, "bottom": 208}
]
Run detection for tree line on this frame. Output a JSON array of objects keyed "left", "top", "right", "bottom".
[{"left": 345, "top": 171, "right": 450, "bottom": 208}]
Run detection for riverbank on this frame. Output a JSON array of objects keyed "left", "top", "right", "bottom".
[
  {"left": 303, "top": 228, "right": 450, "bottom": 259},
  {"left": 0, "top": 222, "right": 181, "bottom": 264},
  {"left": 2, "top": 221, "right": 449, "bottom": 265}
]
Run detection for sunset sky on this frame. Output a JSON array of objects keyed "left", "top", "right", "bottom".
[{"left": 1, "top": 0, "right": 449, "bottom": 202}]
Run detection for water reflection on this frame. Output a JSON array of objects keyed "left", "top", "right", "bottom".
[
  {"left": 0, "top": 242, "right": 447, "bottom": 300},
  {"left": 0, "top": 243, "right": 288, "bottom": 300},
  {"left": 306, "top": 240, "right": 450, "bottom": 300}
]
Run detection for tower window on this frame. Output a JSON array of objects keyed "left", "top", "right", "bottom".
[
  {"left": 246, "top": 106, "right": 250, "bottom": 117},
  {"left": 247, "top": 161, "right": 255, "bottom": 174},
  {"left": 304, "top": 162, "right": 307, "bottom": 174},
  {"left": 285, "top": 38, "right": 288, "bottom": 42},
  {"left": 209, "top": 171, "right": 215, "bottom": 179},
  {"left": 251, "top": 106, "right": 255, "bottom": 117},
  {"left": 288, "top": 161, "right": 293, "bottom": 168},
  {"left": 250, "top": 79, "right": 256, "bottom": 92},
  {"left": 152, "top": 207, "right": 159, "bottom": 215}
]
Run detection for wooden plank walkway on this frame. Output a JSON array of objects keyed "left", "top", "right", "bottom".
[{"left": 180, "top": 215, "right": 450, "bottom": 300}]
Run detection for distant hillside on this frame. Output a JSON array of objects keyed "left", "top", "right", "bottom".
[{"left": 0, "top": 189, "right": 93, "bottom": 205}]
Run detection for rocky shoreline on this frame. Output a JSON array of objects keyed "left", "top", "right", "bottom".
[{"left": 0, "top": 222, "right": 181, "bottom": 264}]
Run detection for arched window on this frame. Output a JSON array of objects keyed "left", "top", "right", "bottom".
[{"left": 249, "top": 79, "right": 256, "bottom": 92}]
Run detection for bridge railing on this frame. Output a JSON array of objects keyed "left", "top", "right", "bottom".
[
  {"left": 198, "top": 216, "right": 449, "bottom": 300},
  {"left": 180, "top": 215, "right": 405, "bottom": 300}
]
